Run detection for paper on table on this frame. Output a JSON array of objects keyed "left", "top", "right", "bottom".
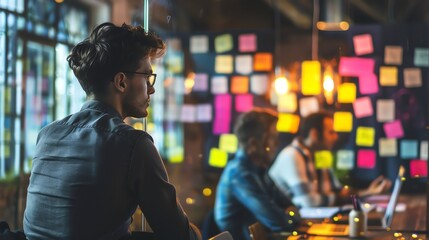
[
  {"left": 190, "top": 35, "right": 209, "bottom": 53},
  {"left": 238, "top": 33, "right": 257, "bottom": 52},
  {"left": 301, "top": 60, "right": 321, "bottom": 95},
  {"left": 235, "top": 94, "right": 253, "bottom": 112},
  {"left": 376, "top": 99, "right": 395, "bottom": 122},
  {"left": 337, "top": 150, "right": 355, "bottom": 170},
  {"left": 379, "top": 138, "right": 397, "bottom": 157},
  {"left": 211, "top": 76, "right": 229, "bottom": 94},
  {"left": 215, "top": 34, "right": 233, "bottom": 53},
  {"left": 215, "top": 55, "right": 233, "bottom": 74},
  {"left": 353, "top": 34, "right": 374, "bottom": 56},
  {"left": 250, "top": 74, "right": 269, "bottom": 95},
  {"left": 235, "top": 55, "right": 253, "bottom": 75},
  {"left": 357, "top": 149, "right": 376, "bottom": 169},
  {"left": 230, "top": 76, "right": 249, "bottom": 94},
  {"left": 353, "top": 97, "right": 373, "bottom": 119},
  {"left": 403, "top": 68, "right": 422, "bottom": 88},
  {"left": 384, "top": 45, "right": 403, "bottom": 65},
  {"left": 299, "top": 207, "right": 340, "bottom": 219},
  {"left": 400, "top": 139, "right": 418, "bottom": 159}
]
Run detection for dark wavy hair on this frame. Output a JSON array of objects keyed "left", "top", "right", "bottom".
[
  {"left": 298, "top": 111, "right": 332, "bottom": 140},
  {"left": 67, "top": 22, "right": 166, "bottom": 96}
]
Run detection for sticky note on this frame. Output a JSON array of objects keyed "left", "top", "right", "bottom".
[
  {"left": 400, "top": 140, "right": 418, "bottom": 159},
  {"left": 299, "top": 97, "right": 319, "bottom": 117},
  {"left": 420, "top": 141, "right": 428, "bottom": 160},
  {"left": 278, "top": 92, "right": 297, "bottom": 113},
  {"left": 277, "top": 113, "right": 300, "bottom": 133},
  {"left": 403, "top": 68, "right": 422, "bottom": 88},
  {"left": 239, "top": 34, "right": 257, "bottom": 52},
  {"left": 211, "top": 76, "right": 229, "bottom": 94},
  {"left": 196, "top": 104, "right": 212, "bottom": 122},
  {"left": 314, "top": 151, "right": 333, "bottom": 169},
  {"left": 230, "top": 76, "right": 249, "bottom": 94},
  {"left": 379, "top": 138, "right": 397, "bottom": 157},
  {"left": 357, "top": 149, "right": 376, "bottom": 169},
  {"left": 219, "top": 134, "right": 238, "bottom": 153},
  {"left": 167, "top": 146, "right": 184, "bottom": 163},
  {"left": 167, "top": 38, "right": 182, "bottom": 51},
  {"left": 383, "top": 120, "right": 404, "bottom": 138},
  {"left": 213, "top": 94, "right": 232, "bottom": 134},
  {"left": 336, "top": 150, "right": 355, "bottom": 170},
  {"left": 337, "top": 83, "right": 356, "bottom": 103},
  {"left": 250, "top": 74, "right": 269, "bottom": 95},
  {"left": 215, "top": 34, "right": 233, "bottom": 53},
  {"left": 414, "top": 48, "right": 429, "bottom": 67},
  {"left": 339, "top": 57, "right": 375, "bottom": 77},
  {"left": 353, "top": 97, "right": 373, "bottom": 118},
  {"left": 356, "top": 127, "right": 375, "bottom": 147},
  {"left": 208, "top": 148, "right": 228, "bottom": 168},
  {"left": 253, "top": 53, "right": 273, "bottom": 71},
  {"left": 358, "top": 73, "right": 379, "bottom": 95},
  {"left": 190, "top": 35, "right": 209, "bottom": 53},
  {"left": 193, "top": 73, "right": 208, "bottom": 92},
  {"left": 215, "top": 55, "right": 233, "bottom": 74},
  {"left": 235, "top": 55, "right": 253, "bottom": 75},
  {"left": 166, "top": 53, "right": 183, "bottom": 73},
  {"left": 235, "top": 94, "right": 253, "bottom": 112},
  {"left": 174, "top": 76, "right": 185, "bottom": 95},
  {"left": 353, "top": 34, "right": 374, "bottom": 56},
  {"left": 379, "top": 66, "right": 398, "bottom": 86},
  {"left": 384, "top": 45, "right": 403, "bottom": 65},
  {"left": 180, "top": 104, "right": 196, "bottom": 123},
  {"left": 410, "top": 160, "right": 428, "bottom": 177},
  {"left": 376, "top": 99, "right": 395, "bottom": 122},
  {"left": 165, "top": 105, "right": 178, "bottom": 121},
  {"left": 333, "top": 112, "right": 353, "bottom": 132},
  {"left": 301, "top": 61, "right": 321, "bottom": 95}
]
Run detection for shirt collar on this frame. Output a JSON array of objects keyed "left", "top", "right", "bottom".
[{"left": 81, "top": 100, "right": 123, "bottom": 119}]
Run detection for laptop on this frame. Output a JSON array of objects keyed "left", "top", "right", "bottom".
[{"left": 298, "top": 166, "right": 405, "bottom": 236}]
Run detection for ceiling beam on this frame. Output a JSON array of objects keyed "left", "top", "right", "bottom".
[
  {"left": 349, "top": 0, "right": 388, "bottom": 23},
  {"left": 261, "top": 0, "right": 312, "bottom": 29}
]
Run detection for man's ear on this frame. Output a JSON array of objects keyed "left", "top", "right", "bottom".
[
  {"left": 245, "top": 137, "right": 258, "bottom": 155},
  {"left": 112, "top": 72, "right": 127, "bottom": 93}
]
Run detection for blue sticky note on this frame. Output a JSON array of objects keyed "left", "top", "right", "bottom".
[
  {"left": 400, "top": 140, "right": 418, "bottom": 159},
  {"left": 414, "top": 48, "right": 429, "bottom": 67}
]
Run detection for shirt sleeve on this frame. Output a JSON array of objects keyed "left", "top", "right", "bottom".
[
  {"left": 231, "top": 171, "right": 300, "bottom": 232},
  {"left": 128, "top": 134, "right": 201, "bottom": 240}
]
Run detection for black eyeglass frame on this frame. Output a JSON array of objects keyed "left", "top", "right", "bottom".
[{"left": 123, "top": 71, "right": 157, "bottom": 87}]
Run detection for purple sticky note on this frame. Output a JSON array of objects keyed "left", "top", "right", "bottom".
[
  {"left": 410, "top": 160, "right": 428, "bottom": 177},
  {"left": 357, "top": 149, "right": 376, "bottom": 169},
  {"left": 359, "top": 73, "right": 379, "bottom": 95},
  {"left": 213, "top": 94, "right": 232, "bottom": 134},
  {"left": 239, "top": 34, "right": 257, "bottom": 52},
  {"left": 383, "top": 120, "right": 404, "bottom": 138},
  {"left": 235, "top": 94, "right": 253, "bottom": 112},
  {"left": 339, "top": 57, "right": 375, "bottom": 77},
  {"left": 353, "top": 97, "right": 373, "bottom": 118},
  {"left": 193, "top": 73, "right": 208, "bottom": 92}
]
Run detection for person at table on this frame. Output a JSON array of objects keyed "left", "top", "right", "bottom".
[
  {"left": 268, "top": 111, "right": 391, "bottom": 208},
  {"left": 23, "top": 22, "right": 201, "bottom": 240},
  {"left": 214, "top": 108, "right": 300, "bottom": 240}
]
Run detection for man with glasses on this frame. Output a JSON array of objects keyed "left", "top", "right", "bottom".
[{"left": 23, "top": 22, "right": 201, "bottom": 240}]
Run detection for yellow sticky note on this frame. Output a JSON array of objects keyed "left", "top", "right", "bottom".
[
  {"left": 253, "top": 53, "right": 272, "bottom": 71},
  {"left": 356, "top": 127, "right": 375, "bottom": 147},
  {"left": 4, "top": 144, "right": 10, "bottom": 158},
  {"left": 278, "top": 92, "right": 297, "bottom": 113},
  {"left": 231, "top": 76, "right": 249, "bottom": 94},
  {"left": 219, "top": 134, "right": 238, "bottom": 153},
  {"left": 277, "top": 113, "right": 300, "bottom": 133},
  {"left": 164, "top": 132, "right": 177, "bottom": 148},
  {"left": 333, "top": 112, "right": 353, "bottom": 132},
  {"left": 315, "top": 150, "right": 333, "bottom": 169},
  {"left": 166, "top": 53, "right": 183, "bottom": 73},
  {"left": 379, "top": 66, "right": 398, "bottom": 86},
  {"left": 337, "top": 83, "right": 356, "bottom": 103},
  {"left": 215, "top": 34, "right": 233, "bottom": 53},
  {"left": 215, "top": 55, "right": 234, "bottom": 74},
  {"left": 301, "top": 61, "right": 321, "bottom": 95},
  {"left": 167, "top": 146, "right": 184, "bottom": 163},
  {"left": 209, "top": 148, "right": 228, "bottom": 168}
]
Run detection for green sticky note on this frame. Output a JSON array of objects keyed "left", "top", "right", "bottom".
[
  {"left": 215, "top": 34, "right": 233, "bottom": 53},
  {"left": 334, "top": 112, "right": 353, "bottom": 132},
  {"left": 167, "top": 146, "right": 184, "bottom": 163},
  {"left": 356, "top": 126, "right": 375, "bottom": 147},
  {"left": 315, "top": 150, "right": 333, "bottom": 169},
  {"left": 209, "top": 148, "right": 228, "bottom": 168},
  {"left": 219, "top": 134, "right": 238, "bottom": 153}
]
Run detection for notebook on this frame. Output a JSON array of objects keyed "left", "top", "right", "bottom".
[{"left": 299, "top": 166, "right": 405, "bottom": 236}]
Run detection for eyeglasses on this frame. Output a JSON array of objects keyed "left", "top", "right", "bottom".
[{"left": 124, "top": 71, "right": 157, "bottom": 87}]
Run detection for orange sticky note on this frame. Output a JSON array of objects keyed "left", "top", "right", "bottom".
[
  {"left": 231, "top": 76, "right": 249, "bottom": 94},
  {"left": 314, "top": 150, "right": 333, "bottom": 169},
  {"left": 301, "top": 61, "right": 321, "bottom": 95},
  {"left": 253, "top": 53, "right": 272, "bottom": 71},
  {"left": 337, "top": 83, "right": 356, "bottom": 103},
  {"left": 333, "top": 112, "right": 353, "bottom": 132},
  {"left": 277, "top": 113, "right": 300, "bottom": 133},
  {"left": 379, "top": 66, "right": 398, "bottom": 86},
  {"left": 208, "top": 148, "right": 228, "bottom": 168},
  {"left": 356, "top": 126, "right": 375, "bottom": 147}
]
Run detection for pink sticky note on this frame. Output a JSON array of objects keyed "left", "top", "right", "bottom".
[
  {"left": 193, "top": 73, "right": 208, "bottom": 92},
  {"left": 353, "top": 34, "right": 374, "bottom": 56},
  {"left": 239, "top": 34, "right": 257, "bottom": 52},
  {"left": 235, "top": 94, "right": 253, "bottom": 112},
  {"left": 383, "top": 120, "right": 404, "bottom": 138},
  {"left": 339, "top": 57, "right": 375, "bottom": 77},
  {"left": 359, "top": 73, "right": 379, "bottom": 94},
  {"left": 357, "top": 149, "right": 376, "bottom": 169},
  {"left": 213, "top": 94, "right": 232, "bottom": 134},
  {"left": 410, "top": 160, "right": 428, "bottom": 177},
  {"left": 353, "top": 97, "right": 373, "bottom": 118}
]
